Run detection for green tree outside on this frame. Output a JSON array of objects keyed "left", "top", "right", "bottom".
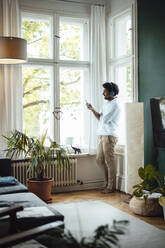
[{"left": 22, "top": 18, "right": 82, "bottom": 138}]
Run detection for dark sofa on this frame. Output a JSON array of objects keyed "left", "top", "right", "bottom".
[
  {"left": 0, "top": 158, "right": 64, "bottom": 238},
  {"left": 0, "top": 205, "right": 64, "bottom": 248}
]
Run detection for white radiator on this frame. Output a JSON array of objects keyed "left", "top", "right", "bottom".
[{"left": 11, "top": 158, "right": 78, "bottom": 187}]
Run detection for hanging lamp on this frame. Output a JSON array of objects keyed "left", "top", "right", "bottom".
[{"left": 0, "top": 36, "right": 27, "bottom": 64}]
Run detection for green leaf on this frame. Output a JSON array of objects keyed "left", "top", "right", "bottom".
[
  {"left": 3, "top": 129, "right": 70, "bottom": 181},
  {"left": 138, "top": 167, "right": 145, "bottom": 179},
  {"left": 40, "top": 129, "right": 47, "bottom": 147}
]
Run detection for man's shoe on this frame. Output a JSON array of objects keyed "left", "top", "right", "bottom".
[{"left": 101, "top": 188, "right": 115, "bottom": 194}]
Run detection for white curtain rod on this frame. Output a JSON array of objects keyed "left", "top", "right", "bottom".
[{"left": 57, "top": 0, "right": 104, "bottom": 7}]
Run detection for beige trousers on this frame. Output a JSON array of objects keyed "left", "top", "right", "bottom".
[{"left": 96, "top": 136, "right": 118, "bottom": 190}]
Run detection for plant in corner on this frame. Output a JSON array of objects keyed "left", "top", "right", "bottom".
[
  {"left": 132, "top": 164, "right": 159, "bottom": 201},
  {"left": 131, "top": 164, "right": 165, "bottom": 217},
  {"left": 3, "top": 130, "right": 70, "bottom": 202},
  {"left": 154, "top": 176, "right": 165, "bottom": 217}
]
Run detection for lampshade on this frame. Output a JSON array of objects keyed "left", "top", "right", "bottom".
[{"left": 0, "top": 36, "right": 27, "bottom": 64}]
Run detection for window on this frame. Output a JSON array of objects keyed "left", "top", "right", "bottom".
[
  {"left": 22, "top": 13, "right": 53, "bottom": 59},
  {"left": 59, "top": 17, "right": 89, "bottom": 61},
  {"left": 22, "top": 65, "right": 53, "bottom": 138},
  {"left": 60, "top": 67, "right": 89, "bottom": 146},
  {"left": 59, "top": 17, "right": 89, "bottom": 147},
  {"left": 109, "top": 10, "right": 134, "bottom": 144},
  {"left": 114, "top": 15, "right": 132, "bottom": 58},
  {"left": 21, "top": 12, "right": 89, "bottom": 148}
]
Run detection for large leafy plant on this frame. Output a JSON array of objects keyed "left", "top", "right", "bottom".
[
  {"left": 3, "top": 130, "right": 70, "bottom": 181},
  {"left": 133, "top": 164, "right": 159, "bottom": 198},
  {"left": 133, "top": 164, "right": 165, "bottom": 206}
]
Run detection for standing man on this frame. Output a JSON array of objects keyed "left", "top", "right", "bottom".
[{"left": 86, "top": 82, "right": 120, "bottom": 193}]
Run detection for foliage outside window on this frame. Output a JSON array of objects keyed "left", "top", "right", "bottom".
[
  {"left": 22, "top": 13, "right": 53, "bottom": 59},
  {"left": 22, "top": 12, "right": 89, "bottom": 148},
  {"left": 22, "top": 65, "right": 53, "bottom": 138}
]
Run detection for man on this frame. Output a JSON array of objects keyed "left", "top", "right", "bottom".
[{"left": 86, "top": 82, "right": 120, "bottom": 193}]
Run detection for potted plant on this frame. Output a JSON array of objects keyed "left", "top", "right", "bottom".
[
  {"left": 132, "top": 164, "right": 159, "bottom": 199},
  {"left": 3, "top": 130, "right": 70, "bottom": 202},
  {"left": 130, "top": 164, "right": 164, "bottom": 217},
  {"left": 130, "top": 164, "right": 160, "bottom": 216},
  {"left": 153, "top": 177, "right": 165, "bottom": 219}
]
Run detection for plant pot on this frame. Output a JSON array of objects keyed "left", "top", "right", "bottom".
[
  {"left": 129, "top": 196, "right": 163, "bottom": 217},
  {"left": 27, "top": 177, "right": 53, "bottom": 203}
]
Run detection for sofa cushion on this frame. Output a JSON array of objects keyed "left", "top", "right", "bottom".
[
  {"left": 0, "top": 176, "right": 18, "bottom": 186},
  {"left": 0, "top": 182, "right": 28, "bottom": 195}
]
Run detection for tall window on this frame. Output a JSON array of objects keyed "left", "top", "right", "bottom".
[
  {"left": 21, "top": 12, "right": 89, "bottom": 148},
  {"left": 59, "top": 17, "right": 89, "bottom": 147},
  {"left": 109, "top": 10, "right": 134, "bottom": 144}
]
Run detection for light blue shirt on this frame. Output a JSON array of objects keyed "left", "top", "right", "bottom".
[{"left": 97, "top": 98, "right": 120, "bottom": 137}]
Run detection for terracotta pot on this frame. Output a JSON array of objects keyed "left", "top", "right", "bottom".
[{"left": 27, "top": 177, "right": 53, "bottom": 203}]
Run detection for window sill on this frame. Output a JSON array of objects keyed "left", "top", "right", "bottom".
[
  {"left": 10, "top": 145, "right": 125, "bottom": 162},
  {"left": 69, "top": 153, "right": 96, "bottom": 158},
  {"left": 69, "top": 145, "right": 125, "bottom": 158}
]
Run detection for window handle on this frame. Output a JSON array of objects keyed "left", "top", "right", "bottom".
[{"left": 54, "top": 35, "right": 60, "bottom": 39}]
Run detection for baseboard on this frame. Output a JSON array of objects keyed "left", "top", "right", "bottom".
[
  {"left": 52, "top": 176, "right": 126, "bottom": 193},
  {"left": 52, "top": 180, "right": 103, "bottom": 193}
]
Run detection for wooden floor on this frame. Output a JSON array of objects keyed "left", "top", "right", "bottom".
[{"left": 51, "top": 189, "right": 165, "bottom": 231}]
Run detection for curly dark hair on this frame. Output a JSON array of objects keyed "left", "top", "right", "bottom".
[{"left": 102, "top": 82, "right": 119, "bottom": 96}]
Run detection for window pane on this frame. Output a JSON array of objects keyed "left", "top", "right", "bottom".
[
  {"left": 115, "top": 14, "right": 132, "bottom": 57},
  {"left": 115, "top": 64, "right": 132, "bottom": 102},
  {"left": 60, "top": 17, "right": 88, "bottom": 61},
  {"left": 60, "top": 67, "right": 86, "bottom": 146},
  {"left": 22, "top": 13, "right": 53, "bottom": 59},
  {"left": 22, "top": 65, "right": 53, "bottom": 138}
]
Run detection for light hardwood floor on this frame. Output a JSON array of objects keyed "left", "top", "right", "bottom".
[{"left": 51, "top": 189, "right": 165, "bottom": 231}]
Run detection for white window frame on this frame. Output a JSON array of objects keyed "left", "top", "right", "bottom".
[
  {"left": 108, "top": 6, "right": 137, "bottom": 102},
  {"left": 21, "top": 9, "right": 90, "bottom": 145},
  {"left": 109, "top": 9, "right": 133, "bottom": 80},
  {"left": 107, "top": 7, "right": 137, "bottom": 146}
]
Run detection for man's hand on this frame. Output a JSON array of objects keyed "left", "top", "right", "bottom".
[
  {"left": 86, "top": 103, "right": 100, "bottom": 120},
  {"left": 86, "top": 103, "right": 94, "bottom": 111}
]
